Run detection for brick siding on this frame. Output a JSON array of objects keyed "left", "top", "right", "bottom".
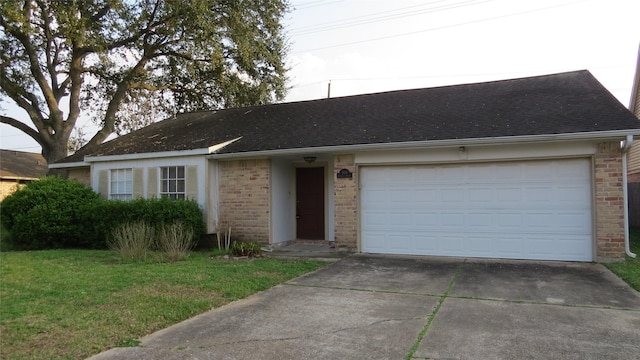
[
  {"left": 0, "top": 180, "right": 22, "bottom": 201},
  {"left": 67, "top": 168, "right": 91, "bottom": 187},
  {"left": 333, "top": 155, "right": 357, "bottom": 249},
  {"left": 218, "top": 159, "right": 271, "bottom": 244},
  {"left": 594, "top": 142, "right": 626, "bottom": 259}
]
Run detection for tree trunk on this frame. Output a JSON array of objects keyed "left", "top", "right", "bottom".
[{"left": 42, "top": 140, "right": 69, "bottom": 177}]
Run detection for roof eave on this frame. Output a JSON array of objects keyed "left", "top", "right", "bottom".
[
  {"left": 206, "top": 130, "right": 640, "bottom": 160},
  {"left": 49, "top": 161, "right": 90, "bottom": 169},
  {"left": 50, "top": 137, "right": 243, "bottom": 167}
]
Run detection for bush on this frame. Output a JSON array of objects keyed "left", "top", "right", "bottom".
[
  {"left": 90, "top": 198, "right": 205, "bottom": 246},
  {"left": 0, "top": 177, "right": 101, "bottom": 249},
  {"left": 1, "top": 177, "right": 206, "bottom": 250},
  {"left": 108, "top": 222, "right": 155, "bottom": 260},
  {"left": 157, "top": 222, "right": 195, "bottom": 262}
]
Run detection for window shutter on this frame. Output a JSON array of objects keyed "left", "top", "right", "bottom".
[
  {"left": 148, "top": 168, "right": 158, "bottom": 198},
  {"left": 132, "top": 168, "right": 144, "bottom": 198},
  {"left": 186, "top": 166, "right": 198, "bottom": 200},
  {"left": 98, "top": 170, "right": 108, "bottom": 198}
]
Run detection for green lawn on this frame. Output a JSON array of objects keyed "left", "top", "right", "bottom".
[
  {"left": 606, "top": 228, "right": 640, "bottom": 291},
  {"left": 0, "top": 250, "right": 327, "bottom": 360}
]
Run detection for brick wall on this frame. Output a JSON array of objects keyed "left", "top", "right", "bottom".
[
  {"left": 218, "top": 159, "right": 271, "bottom": 244},
  {"left": 333, "top": 155, "right": 357, "bottom": 248},
  {"left": 594, "top": 142, "right": 626, "bottom": 259},
  {"left": 0, "top": 180, "right": 22, "bottom": 201},
  {"left": 67, "top": 168, "right": 91, "bottom": 187}
]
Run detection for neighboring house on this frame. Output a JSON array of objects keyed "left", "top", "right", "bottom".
[
  {"left": 0, "top": 150, "right": 48, "bottom": 201},
  {"left": 625, "top": 45, "right": 640, "bottom": 226},
  {"left": 52, "top": 70, "right": 640, "bottom": 262}
]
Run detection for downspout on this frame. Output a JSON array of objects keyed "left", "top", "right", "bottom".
[{"left": 621, "top": 135, "right": 637, "bottom": 258}]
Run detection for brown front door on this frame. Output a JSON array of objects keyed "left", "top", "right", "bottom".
[{"left": 296, "top": 167, "right": 325, "bottom": 240}]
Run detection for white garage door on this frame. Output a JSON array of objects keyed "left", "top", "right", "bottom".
[{"left": 360, "top": 159, "right": 593, "bottom": 261}]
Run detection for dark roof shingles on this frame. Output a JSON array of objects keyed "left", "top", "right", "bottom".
[{"left": 57, "top": 70, "right": 640, "bottom": 162}]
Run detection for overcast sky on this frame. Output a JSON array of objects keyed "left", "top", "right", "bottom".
[{"left": 1, "top": 0, "right": 639, "bottom": 153}]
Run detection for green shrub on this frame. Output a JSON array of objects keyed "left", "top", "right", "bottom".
[
  {"left": 0, "top": 177, "right": 206, "bottom": 250},
  {"left": 108, "top": 222, "right": 155, "bottom": 260},
  {"left": 90, "top": 198, "right": 205, "bottom": 245},
  {"left": 230, "top": 241, "right": 263, "bottom": 258},
  {"left": 157, "top": 222, "right": 195, "bottom": 262},
  {"left": 0, "top": 177, "right": 102, "bottom": 249},
  {"left": 130, "top": 198, "right": 206, "bottom": 243}
]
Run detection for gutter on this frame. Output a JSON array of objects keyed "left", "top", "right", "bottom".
[
  {"left": 622, "top": 134, "right": 637, "bottom": 258},
  {"left": 207, "top": 129, "right": 640, "bottom": 160},
  {"left": 49, "top": 161, "right": 90, "bottom": 169}
]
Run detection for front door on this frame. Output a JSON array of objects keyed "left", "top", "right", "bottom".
[{"left": 296, "top": 167, "right": 325, "bottom": 240}]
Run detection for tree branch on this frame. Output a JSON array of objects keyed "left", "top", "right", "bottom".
[
  {"left": 1, "top": 14, "right": 64, "bottom": 129},
  {"left": 0, "top": 115, "right": 44, "bottom": 146},
  {"left": 85, "top": 57, "right": 150, "bottom": 147},
  {"left": 0, "top": 71, "right": 46, "bottom": 124}
]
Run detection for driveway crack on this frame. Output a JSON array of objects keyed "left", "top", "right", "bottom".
[
  {"left": 193, "top": 316, "right": 429, "bottom": 347},
  {"left": 404, "top": 260, "right": 465, "bottom": 359}
]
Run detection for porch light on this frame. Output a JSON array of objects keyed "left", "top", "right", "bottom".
[{"left": 303, "top": 156, "right": 317, "bottom": 164}]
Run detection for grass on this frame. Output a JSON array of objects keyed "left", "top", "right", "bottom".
[
  {"left": 606, "top": 227, "right": 640, "bottom": 291},
  {"left": 0, "top": 249, "right": 327, "bottom": 360}
]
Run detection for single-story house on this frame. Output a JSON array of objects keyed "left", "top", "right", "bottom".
[
  {"left": 0, "top": 149, "right": 48, "bottom": 201},
  {"left": 53, "top": 70, "right": 640, "bottom": 262}
]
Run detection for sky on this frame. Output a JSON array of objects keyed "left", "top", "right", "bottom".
[{"left": 1, "top": 0, "right": 639, "bottom": 154}]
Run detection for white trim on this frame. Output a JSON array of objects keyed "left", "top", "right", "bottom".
[
  {"left": 207, "top": 130, "right": 640, "bottom": 160},
  {"left": 208, "top": 137, "right": 242, "bottom": 153},
  {"left": 622, "top": 135, "right": 638, "bottom": 258},
  {"left": 86, "top": 148, "right": 210, "bottom": 163},
  {"left": 49, "top": 161, "right": 89, "bottom": 169}
]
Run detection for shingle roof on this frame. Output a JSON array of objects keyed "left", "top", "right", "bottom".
[
  {"left": 57, "top": 70, "right": 640, "bottom": 163},
  {"left": 0, "top": 150, "right": 48, "bottom": 179}
]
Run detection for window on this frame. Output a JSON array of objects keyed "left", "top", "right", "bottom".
[
  {"left": 110, "top": 168, "right": 132, "bottom": 200},
  {"left": 160, "top": 166, "right": 185, "bottom": 199}
]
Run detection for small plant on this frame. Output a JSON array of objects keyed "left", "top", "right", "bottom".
[
  {"left": 108, "top": 222, "right": 155, "bottom": 260},
  {"left": 216, "top": 222, "right": 232, "bottom": 249},
  {"left": 230, "top": 241, "right": 263, "bottom": 258},
  {"left": 157, "top": 222, "right": 195, "bottom": 262}
]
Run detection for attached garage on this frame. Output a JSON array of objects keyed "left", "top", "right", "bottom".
[
  {"left": 54, "top": 70, "right": 639, "bottom": 261},
  {"left": 360, "top": 158, "right": 593, "bottom": 261}
]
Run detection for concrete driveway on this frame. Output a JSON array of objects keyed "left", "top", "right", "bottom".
[{"left": 89, "top": 255, "right": 640, "bottom": 360}]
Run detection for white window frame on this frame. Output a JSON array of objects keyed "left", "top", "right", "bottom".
[
  {"left": 160, "top": 166, "right": 186, "bottom": 200},
  {"left": 109, "top": 168, "right": 133, "bottom": 200}
]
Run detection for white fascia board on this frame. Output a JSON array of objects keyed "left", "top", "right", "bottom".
[
  {"left": 49, "top": 161, "right": 90, "bottom": 169},
  {"left": 64, "top": 137, "right": 243, "bottom": 164},
  {"left": 82, "top": 148, "right": 211, "bottom": 163},
  {"left": 206, "top": 130, "right": 640, "bottom": 159},
  {"left": 208, "top": 137, "right": 242, "bottom": 153},
  {"left": 0, "top": 175, "right": 39, "bottom": 181}
]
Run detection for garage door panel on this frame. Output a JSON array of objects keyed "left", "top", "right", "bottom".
[
  {"left": 554, "top": 212, "right": 592, "bottom": 232},
  {"left": 389, "top": 212, "right": 413, "bottom": 226},
  {"left": 414, "top": 212, "right": 440, "bottom": 227},
  {"left": 468, "top": 188, "right": 493, "bottom": 202},
  {"left": 466, "top": 213, "right": 493, "bottom": 227},
  {"left": 361, "top": 159, "right": 592, "bottom": 261}
]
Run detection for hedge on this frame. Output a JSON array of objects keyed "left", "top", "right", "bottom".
[{"left": 1, "top": 177, "right": 205, "bottom": 250}]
